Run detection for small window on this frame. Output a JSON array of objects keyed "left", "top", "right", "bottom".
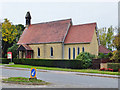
[
  {"left": 77, "top": 47, "right": 80, "bottom": 55},
  {"left": 38, "top": 48, "right": 40, "bottom": 57},
  {"left": 73, "top": 48, "right": 75, "bottom": 59},
  {"left": 82, "top": 47, "right": 84, "bottom": 52},
  {"left": 68, "top": 48, "right": 71, "bottom": 59},
  {"left": 51, "top": 47, "right": 53, "bottom": 56}
]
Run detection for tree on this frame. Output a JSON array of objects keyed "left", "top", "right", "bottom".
[
  {"left": 0, "top": 22, "right": 2, "bottom": 58},
  {"left": 98, "top": 27, "right": 107, "bottom": 46},
  {"left": 110, "top": 50, "right": 120, "bottom": 63},
  {"left": 98, "top": 26, "right": 114, "bottom": 50},
  {"left": 113, "top": 34, "right": 120, "bottom": 50},
  {"left": 110, "top": 33, "right": 120, "bottom": 62},
  {"left": 15, "top": 24, "right": 25, "bottom": 42},
  {"left": 2, "top": 18, "right": 18, "bottom": 58},
  {"left": 106, "top": 26, "right": 114, "bottom": 49},
  {"left": 2, "top": 19, "right": 18, "bottom": 43},
  {"left": 7, "top": 44, "right": 18, "bottom": 59}
]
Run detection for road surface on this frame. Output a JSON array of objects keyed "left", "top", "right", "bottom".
[{"left": 1, "top": 65, "right": 118, "bottom": 88}]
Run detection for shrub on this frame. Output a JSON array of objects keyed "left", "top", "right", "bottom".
[
  {"left": 1, "top": 58, "right": 11, "bottom": 64},
  {"left": 7, "top": 44, "right": 18, "bottom": 59},
  {"left": 107, "top": 52, "right": 113, "bottom": 58},
  {"left": 98, "top": 52, "right": 112, "bottom": 59},
  {"left": 83, "top": 52, "right": 96, "bottom": 59},
  {"left": 107, "top": 63, "right": 120, "bottom": 71},
  {"left": 99, "top": 68, "right": 113, "bottom": 72},
  {"left": 110, "top": 50, "right": 120, "bottom": 63},
  {"left": 13, "top": 58, "right": 83, "bottom": 69},
  {"left": 76, "top": 52, "right": 93, "bottom": 69}
]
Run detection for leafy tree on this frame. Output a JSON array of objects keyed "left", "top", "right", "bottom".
[
  {"left": 98, "top": 27, "right": 107, "bottom": 46},
  {"left": 113, "top": 34, "right": 120, "bottom": 50},
  {"left": 2, "top": 19, "right": 18, "bottom": 43},
  {"left": 98, "top": 26, "right": 114, "bottom": 50},
  {"left": 110, "top": 50, "right": 120, "bottom": 63},
  {"left": 98, "top": 52, "right": 113, "bottom": 59},
  {"left": 111, "top": 33, "right": 120, "bottom": 62},
  {"left": 7, "top": 44, "right": 18, "bottom": 59},
  {"left": 1, "top": 19, "right": 25, "bottom": 58},
  {"left": 0, "top": 22, "right": 2, "bottom": 58},
  {"left": 15, "top": 24, "right": 25, "bottom": 42},
  {"left": 106, "top": 26, "right": 114, "bottom": 49},
  {"left": 2, "top": 19, "right": 18, "bottom": 58}
]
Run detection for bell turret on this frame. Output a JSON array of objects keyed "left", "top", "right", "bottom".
[{"left": 25, "top": 11, "right": 31, "bottom": 27}]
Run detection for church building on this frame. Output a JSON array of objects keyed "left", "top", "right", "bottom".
[{"left": 17, "top": 12, "right": 99, "bottom": 59}]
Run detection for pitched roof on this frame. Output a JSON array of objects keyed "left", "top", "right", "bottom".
[
  {"left": 64, "top": 23, "right": 96, "bottom": 44},
  {"left": 99, "top": 45, "right": 112, "bottom": 54},
  {"left": 17, "top": 45, "right": 33, "bottom": 51},
  {"left": 22, "top": 45, "right": 33, "bottom": 50},
  {"left": 17, "top": 19, "right": 71, "bottom": 44}
]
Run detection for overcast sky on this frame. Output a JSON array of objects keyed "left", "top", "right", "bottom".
[{"left": 0, "top": 0, "right": 118, "bottom": 29}]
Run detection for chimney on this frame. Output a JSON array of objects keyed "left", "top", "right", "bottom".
[{"left": 25, "top": 11, "right": 31, "bottom": 28}]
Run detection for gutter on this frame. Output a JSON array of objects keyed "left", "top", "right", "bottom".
[{"left": 64, "top": 42, "right": 90, "bottom": 45}]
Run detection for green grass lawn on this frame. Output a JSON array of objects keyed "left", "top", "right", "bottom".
[
  {"left": 0, "top": 62, "right": 14, "bottom": 65},
  {"left": 2, "top": 77, "right": 49, "bottom": 85},
  {"left": 5, "top": 64, "right": 120, "bottom": 75}
]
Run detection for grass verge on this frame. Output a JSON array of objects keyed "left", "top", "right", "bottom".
[
  {"left": 2, "top": 77, "right": 50, "bottom": 85},
  {"left": 5, "top": 64, "right": 120, "bottom": 75}
]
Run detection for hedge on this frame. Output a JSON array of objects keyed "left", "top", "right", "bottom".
[
  {"left": 0, "top": 58, "right": 11, "bottom": 64},
  {"left": 13, "top": 58, "right": 84, "bottom": 69},
  {"left": 107, "top": 63, "right": 120, "bottom": 71}
]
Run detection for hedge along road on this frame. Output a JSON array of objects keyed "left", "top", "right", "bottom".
[{"left": 2, "top": 66, "right": 118, "bottom": 88}]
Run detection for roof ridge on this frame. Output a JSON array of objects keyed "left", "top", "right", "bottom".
[
  {"left": 73, "top": 22, "right": 96, "bottom": 27},
  {"left": 31, "top": 18, "right": 72, "bottom": 25}
]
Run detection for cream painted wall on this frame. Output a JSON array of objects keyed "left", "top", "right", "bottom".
[
  {"left": 64, "top": 29, "right": 99, "bottom": 59},
  {"left": 64, "top": 43, "right": 90, "bottom": 59},
  {"left": 89, "top": 30, "right": 99, "bottom": 56},
  {"left": 29, "top": 43, "right": 62, "bottom": 59},
  {"left": 19, "top": 51, "right": 26, "bottom": 58},
  {"left": 18, "top": 30, "right": 98, "bottom": 59}
]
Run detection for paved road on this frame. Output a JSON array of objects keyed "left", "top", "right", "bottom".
[{"left": 1, "top": 66, "right": 118, "bottom": 88}]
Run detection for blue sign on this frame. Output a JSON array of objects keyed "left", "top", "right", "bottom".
[{"left": 31, "top": 68, "right": 36, "bottom": 77}]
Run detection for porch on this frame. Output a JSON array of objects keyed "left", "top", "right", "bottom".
[{"left": 17, "top": 45, "right": 33, "bottom": 58}]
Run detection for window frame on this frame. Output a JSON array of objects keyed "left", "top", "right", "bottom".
[
  {"left": 77, "top": 47, "right": 80, "bottom": 55},
  {"left": 73, "top": 47, "right": 75, "bottom": 59},
  {"left": 68, "top": 48, "right": 71, "bottom": 59},
  {"left": 82, "top": 47, "right": 85, "bottom": 52},
  {"left": 37, "top": 47, "right": 40, "bottom": 57},
  {"left": 50, "top": 47, "right": 53, "bottom": 57}
]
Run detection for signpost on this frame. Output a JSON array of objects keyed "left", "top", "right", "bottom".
[
  {"left": 30, "top": 68, "right": 37, "bottom": 80},
  {"left": 7, "top": 52, "right": 12, "bottom": 63}
]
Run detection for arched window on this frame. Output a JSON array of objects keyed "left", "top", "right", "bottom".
[
  {"left": 77, "top": 47, "right": 80, "bottom": 55},
  {"left": 73, "top": 48, "right": 75, "bottom": 59},
  {"left": 38, "top": 48, "right": 40, "bottom": 57},
  {"left": 68, "top": 48, "right": 71, "bottom": 59},
  {"left": 82, "top": 47, "right": 84, "bottom": 52},
  {"left": 51, "top": 47, "right": 53, "bottom": 56}
]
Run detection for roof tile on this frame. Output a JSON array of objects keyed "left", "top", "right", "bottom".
[
  {"left": 64, "top": 23, "right": 96, "bottom": 44},
  {"left": 18, "top": 19, "right": 71, "bottom": 44},
  {"left": 99, "top": 45, "right": 112, "bottom": 54}
]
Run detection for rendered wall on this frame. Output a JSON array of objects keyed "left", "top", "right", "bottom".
[
  {"left": 29, "top": 43, "right": 63, "bottom": 59},
  {"left": 64, "top": 29, "right": 99, "bottom": 59},
  {"left": 89, "top": 30, "right": 99, "bottom": 56},
  {"left": 64, "top": 43, "right": 90, "bottom": 59}
]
